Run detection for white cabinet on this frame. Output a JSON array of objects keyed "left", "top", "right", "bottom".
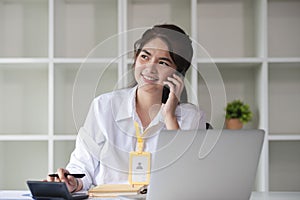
[{"left": 0, "top": 0, "right": 299, "bottom": 191}]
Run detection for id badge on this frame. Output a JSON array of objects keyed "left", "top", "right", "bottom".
[{"left": 128, "top": 151, "right": 151, "bottom": 185}]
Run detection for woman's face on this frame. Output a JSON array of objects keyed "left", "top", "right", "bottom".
[{"left": 134, "top": 38, "right": 177, "bottom": 90}]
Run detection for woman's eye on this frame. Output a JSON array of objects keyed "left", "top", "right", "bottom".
[
  {"left": 159, "top": 61, "right": 170, "bottom": 67},
  {"left": 141, "top": 54, "right": 148, "bottom": 60}
]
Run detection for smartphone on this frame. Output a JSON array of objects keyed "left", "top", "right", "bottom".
[
  {"left": 161, "top": 85, "right": 170, "bottom": 104},
  {"left": 161, "top": 71, "right": 183, "bottom": 104}
]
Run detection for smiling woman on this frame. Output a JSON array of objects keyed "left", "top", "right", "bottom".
[
  {"left": 134, "top": 37, "right": 185, "bottom": 129},
  {"left": 133, "top": 24, "right": 193, "bottom": 77},
  {"left": 46, "top": 24, "right": 206, "bottom": 192}
]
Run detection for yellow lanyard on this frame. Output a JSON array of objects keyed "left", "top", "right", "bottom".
[{"left": 134, "top": 121, "right": 144, "bottom": 153}]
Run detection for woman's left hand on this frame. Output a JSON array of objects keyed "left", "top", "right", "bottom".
[{"left": 161, "top": 73, "right": 184, "bottom": 129}]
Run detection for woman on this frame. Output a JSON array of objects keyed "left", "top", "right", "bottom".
[{"left": 47, "top": 24, "right": 206, "bottom": 192}]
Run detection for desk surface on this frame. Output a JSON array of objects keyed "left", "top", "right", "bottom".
[
  {"left": 250, "top": 192, "right": 300, "bottom": 200},
  {"left": 1, "top": 191, "right": 300, "bottom": 200}
]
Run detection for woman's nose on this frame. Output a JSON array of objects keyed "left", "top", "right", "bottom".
[{"left": 146, "top": 61, "right": 158, "bottom": 73}]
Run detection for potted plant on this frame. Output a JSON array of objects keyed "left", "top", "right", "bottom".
[{"left": 225, "top": 100, "right": 252, "bottom": 129}]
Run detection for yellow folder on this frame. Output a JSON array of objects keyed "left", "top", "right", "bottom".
[{"left": 88, "top": 184, "right": 143, "bottom": 198}]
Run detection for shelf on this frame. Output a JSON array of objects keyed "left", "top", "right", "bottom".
[
  {"left": 213, "top": 62, "right": 263, "bottom": 68},
  {"left": 0, "top": 135, "right": 77, "bottom": 141},
  {"left": 54, "top": 0, "right": 118, "bottom": 58},
  {"left": 0, "top": 135, "right": 49, "bottom": 141},
  {"left": 0, "top": 0, "right": 48, "bottom": 57},
  {"left": 269, "top": 133, "right": 300, "bottom": 141},
  {"left": 0, "top": 58, "right": 49, "bottom": 64},
  {"left": 0, "top": 64, "right": 48, "bottom": 135},
  {"left": 53, "top": 58, "right": 118, "bottom": 64},
  {"left": 268, "top": 0, "right": 300, "bottom": 57},
  {"left": 0, "top": 141, "right": 48, "bottom": 190},
  {"left": 268, "top": 58, "right": 300, "bottom": 63},
  {"left": 269, "top": 63, "right": 300, "bottom": 135},
  {"left": 269, "top": 141, "right": 300, "bottom": 191},
  {"left": 197, "top": 0, "right": 261, "bottom": 58},
  {"left": 54, "top": 63, "right": 118, "bottom": 135},
  {"left": 197, "top": 57, "right": 264, "bottom": 64}
]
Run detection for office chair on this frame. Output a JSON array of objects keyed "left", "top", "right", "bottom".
[{"left": 206, "top": 122, "right": 213, "bottom": 130}]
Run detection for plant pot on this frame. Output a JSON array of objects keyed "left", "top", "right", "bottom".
[{"left": 226, "top": 118, "right": 243, "bottom": 130}]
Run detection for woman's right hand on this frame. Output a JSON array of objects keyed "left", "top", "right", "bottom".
[
  {"left": 161, "top": 73, "right": 184, "bottom": 130},
  {"left": 46, "top": 168, "right": 81, "bottom": 193}
]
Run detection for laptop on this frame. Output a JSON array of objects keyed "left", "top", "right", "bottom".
[
  {"left": 27, "top": 181, "right": 89, "bottom": 200},
  {"left": 119, "top": 129, "right": 265, "bottom": 200}
]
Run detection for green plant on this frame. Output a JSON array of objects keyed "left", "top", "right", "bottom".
[{"left": 225, "top": 100, "right": 252, "bottom": 124}]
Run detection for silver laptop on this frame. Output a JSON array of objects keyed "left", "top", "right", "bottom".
[{"left": 119, "top": 129, "right": 265, "bottom": 200}]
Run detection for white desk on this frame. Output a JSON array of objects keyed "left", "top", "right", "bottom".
[
  {"left": 250, "top": 192, "right": 300, "bottom": 200},
  {"left": 1, "top": 191, "right": 300, "bottom": 199}
]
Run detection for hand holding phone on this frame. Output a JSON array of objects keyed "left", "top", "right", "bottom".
[
  {"left": 161, "top": 71, "right": 184, "bottom": 104},
  {"left": 161, "top": 72, "right": 184, "bottom": 130}
]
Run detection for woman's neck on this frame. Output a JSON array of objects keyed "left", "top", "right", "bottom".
[{"left": 136, "top": 88, "right": 162, "bottom": 128}]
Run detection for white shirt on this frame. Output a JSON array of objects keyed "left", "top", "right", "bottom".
[{"left": 66, "top": 86, "right": 206, "bottom": 190}]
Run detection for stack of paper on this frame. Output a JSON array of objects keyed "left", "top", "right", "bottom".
[{"left": 88, "top": 184, "right": 142, "bottom": 198}]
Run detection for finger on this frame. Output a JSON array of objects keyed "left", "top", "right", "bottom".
[
  {"left": 163, "top": 82, "right": 180, "bottom": 104},
  {"left": 65, "top": 174, "right": 76, "bottom": 183},
  {"left": 66, "top": 176, "right": 77, "bottom": 193},
  {"left": 172, "top": 74, "right": 184, "bottom": 88},
  {"left": 167, "top": 76, "right": 182, "bottom": 90},
  {"left": 163, "top": 81, "right": 175, "bottom": 93},
  {"left": 173, "top": 74, "right": 184, "bottom": 87},
  {"left": 164, "top": 79, "right": 182, "bottom": 101},
  {"left": 57, "top": 168, "right": 69, "bottom": 182},
  {"left": 46, "top": 176, "right": 54, "bottom": 182},
  {"left": 54, "top": 177, "right": 61, "bottom": 182}
]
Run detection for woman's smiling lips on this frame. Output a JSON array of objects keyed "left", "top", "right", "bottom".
[{"left": 141, "top": 73, "right": 159, "bottom": 83}]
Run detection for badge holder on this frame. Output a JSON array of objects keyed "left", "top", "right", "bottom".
[
  {"left": 129, "top": 151, "right": 151, "bottom": 186},
  {"left": 128, "top": 122, "right": 151, "bottom": 186}
]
